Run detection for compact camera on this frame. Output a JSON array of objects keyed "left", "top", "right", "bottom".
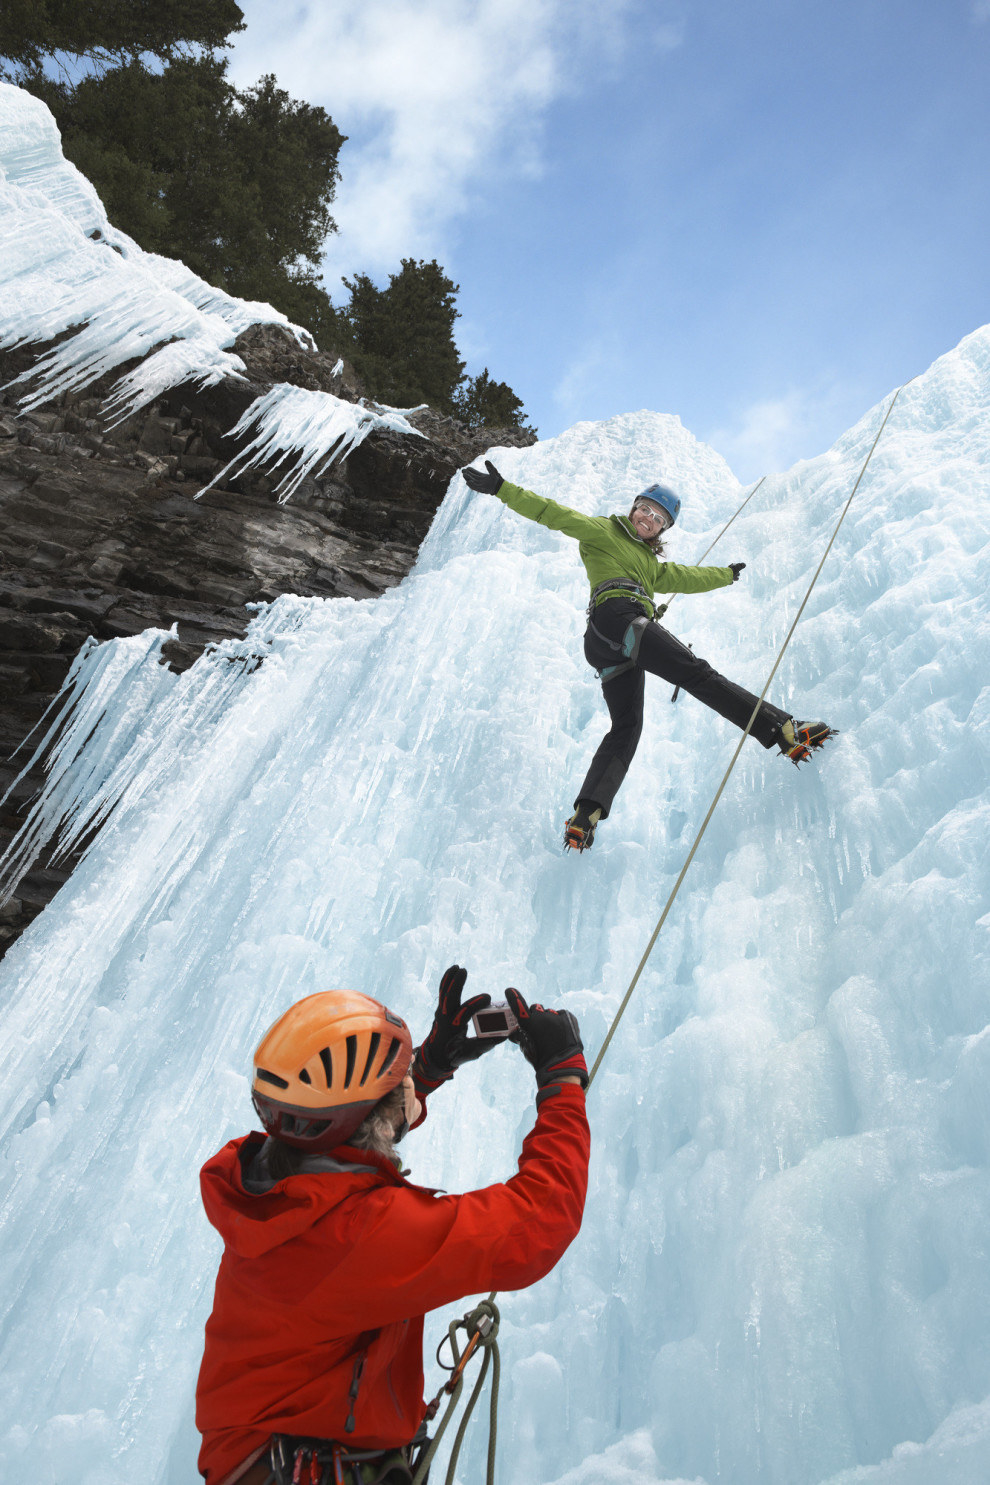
[{"left": 470, "top": 1001, "right": 518, "bottom": 1039}]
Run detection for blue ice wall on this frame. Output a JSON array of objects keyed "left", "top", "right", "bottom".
[{"left": 1, "top": 332, "right": 989, "bottom": 1485}]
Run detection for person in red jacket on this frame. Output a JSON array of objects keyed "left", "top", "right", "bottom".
[{"left": 196, "top": 966, "right": 590, "bottom": 1485}]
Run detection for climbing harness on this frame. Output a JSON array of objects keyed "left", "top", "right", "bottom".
[
  {"left": 586, "top": 583, "right": 654, "bottom": 683},
  {"left": 267, "top": 1434, "right": 419, "bottom": 1485},
  {"left": 587, "top": 577, "right": 655, "bottom": 614},
  {"left": 586, "top": 579, "right": 656, "bottom": 666},
  {"left": 411, "top": 1301, "right": 501, "bottom": 1485}
]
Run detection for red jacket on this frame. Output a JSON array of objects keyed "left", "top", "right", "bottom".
[{"left": 196, "top": 1083, "right": 589, "bottom": 1484}]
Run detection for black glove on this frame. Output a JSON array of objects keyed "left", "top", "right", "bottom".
[
  {"left": 461, "top": 459, "right": 504, "bottom": 496},
  {"left": 412, "top": 965, "right": 498, "bottom": 1097},
  {"left": 729, "top": 562, "right": 746, "bottom": 581},
  {"left": 505, "top": 988, "right": 588, "bottom": 1091}
]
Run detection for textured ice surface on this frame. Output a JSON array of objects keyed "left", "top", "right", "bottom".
[
  {"left": 3, "top": 74, "right": 990, "bottom": 1483},
  {"left": 0, "top": 84, "right": 424, "bottom": 482},
  {"left": 1, "top": 316, "right": 989, "bottom": 1484}
]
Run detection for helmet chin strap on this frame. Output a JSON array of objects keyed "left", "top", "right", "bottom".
[{"left": 393, "top": 1115, "right": 410, "bottom": 1144}]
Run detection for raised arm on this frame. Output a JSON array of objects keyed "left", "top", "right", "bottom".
[
  {"left": 462, "top": 460, "right": 607, "bottom": 543},
  {"left": 308, "top": 992, "right": 591, "bottom": 1328},
  {"left": 318, "top": 1083, "right": 589, "bottom": 1329}
]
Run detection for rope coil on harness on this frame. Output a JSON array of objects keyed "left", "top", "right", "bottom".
[{"left": 412, "top": 1300, "right": 501, "bottom": 1485}]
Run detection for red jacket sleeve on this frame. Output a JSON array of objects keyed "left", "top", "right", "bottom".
[{"left": 307, "top": 1083, "right": 589, "bottom": 1329}]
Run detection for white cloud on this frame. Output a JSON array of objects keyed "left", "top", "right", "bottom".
[
  {"left": 227, "top": 0, "right": 647, "bottom": 285},
  {"left": 705, "top": 380, "right": 860, "bottom": 482},
  {"left": 551, "top": 334, "right": 623, "bottom": 424},
  {"left": 707, "top": 392, "right": 810, "bottom": 478}
]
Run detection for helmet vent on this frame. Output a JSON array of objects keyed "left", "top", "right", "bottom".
[
  {"left": 385, "top": 1008, "right": 404, "bottom": 1028},
  {"left": 319, "top": 1046, "right": 333, "bottom": 1088},
  {"left": 298, "top": 1068, "right": 312, "bottom": 1085},
  {"left": 257, "top": 1068, "right": 289, "bottom": 1089},
  {"left": 344, "top": 1034, "right": 358, "bottom": 1088},
  {"left": 359, "top": 1032, "right": 381, "bottom": 1086},
  {"left": 379, "top": 1036, "right": 401, "bottom": 1077}
]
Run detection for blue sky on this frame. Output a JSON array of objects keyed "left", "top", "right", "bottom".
[{"left": 228, "top": 0, "right": 990, "bottom": 480}]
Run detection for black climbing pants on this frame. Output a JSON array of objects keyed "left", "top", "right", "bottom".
[{"left": 576, "top": 597, "right": 790, "bottom": 817}]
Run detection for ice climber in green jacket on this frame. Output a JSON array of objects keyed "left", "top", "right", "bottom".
[{"left": 461, "top": 460, "right": 835, "bottom": 852}]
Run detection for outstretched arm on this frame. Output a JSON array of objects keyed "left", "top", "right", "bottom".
[
  {"left": 462, "top": 460, "right": 606, "bottom": 542},
  {"left": 653, "top": 559, "right": 737, "bottom": 595}
]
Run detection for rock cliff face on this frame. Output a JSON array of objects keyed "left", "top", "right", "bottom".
[{"left": 0, "top": 325, "right": 535, "bottom": 952}]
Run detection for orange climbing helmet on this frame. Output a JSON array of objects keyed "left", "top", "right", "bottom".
[{"left": 251, "top": 990, "right": 414, "bottom": 1151}]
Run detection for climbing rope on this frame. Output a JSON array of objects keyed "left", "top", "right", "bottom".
[
  {"left": 658, "top": 475, "right": 768, "bottom": 699},
  {"left": 412, "top": 1301, "right": 501, "bottom": 1485},
  {"left": 588, "top": 383, "right": 906, "bottom": 1085},
  {"left": 695, "top": 473, "right": 768, "bottom": 563},
  {"left": 654, "top": 475, "right": 767, "bottom": 625},
  {"left": 425, "top": 384, "right": 906, "bottom": 1477}
]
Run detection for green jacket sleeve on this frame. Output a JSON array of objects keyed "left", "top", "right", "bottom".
[
  {"left": 653, "top": 560, "right": 735, "bottom": 595},
  {"left": 493, "top": 481, "right": 608, "bottom": 543}
]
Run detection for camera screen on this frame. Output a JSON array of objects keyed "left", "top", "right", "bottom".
[{"left": 475, "top": 1009, "right": 509, "bottom": 1034}]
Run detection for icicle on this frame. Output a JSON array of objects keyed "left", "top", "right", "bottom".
[
  {"left": 0, "top": 85, "right": 422, "bottom": 496},
  {"left": 199, "top": 384, "right": 428, "bottom": 503},
  {"left": 0, "top": 83, "right": 307, "bottom": 417},
  {"left": 0, "top": 631, "right": 175, "bottom": 905},
  {"left": 0, "top": 599, "right": 322, "bottom": 909}
]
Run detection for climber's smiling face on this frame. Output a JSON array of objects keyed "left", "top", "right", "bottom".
[{"left": 630, "top": 501, "right": 669, "bottom": 541}]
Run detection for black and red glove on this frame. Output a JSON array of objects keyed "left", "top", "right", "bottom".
[
  {"left": 505, "top": 988, "right": 588, "bottom": 1092},
  {"left": 412, "top": 965, "right": 499, "bottom": 1098}
]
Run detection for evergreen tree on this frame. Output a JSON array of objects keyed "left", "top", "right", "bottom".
[
  {"left": 1, "top": 4, "right": 346, "bottom": 349},
  {"left": 455, "top": 368, "right": 534, "bottom": 432},
  {"left": 1, "top": 3, "right": 533, "bottom": 425},
  {"left": 344, "top": 259, "right": 466, "bottom": 412},
  {"left": 0, "top": 0, "right": 244, "bottom": 79}
]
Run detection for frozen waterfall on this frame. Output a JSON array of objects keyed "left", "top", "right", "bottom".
[
  {"left": 1, "top": 324, "right": 989, "bottom": 1484},
  {"left": 1, "top": 74, "right": 990, "bottom": 1485}
]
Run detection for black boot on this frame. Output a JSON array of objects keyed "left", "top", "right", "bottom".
[
  {"left": 564, "top": 802, "right": 602, "bottom": 852},
  {"left": 778, "top": 719, "right": 838, "bottom": 765}
]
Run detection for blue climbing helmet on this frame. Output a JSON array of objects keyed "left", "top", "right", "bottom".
[{"left": 633, "top": 482, "right": 681, "bottom": 528}]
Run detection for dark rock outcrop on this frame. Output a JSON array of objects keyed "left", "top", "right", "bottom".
[{"left": 0, "top": 326, "right": 536, "bottom": 953}]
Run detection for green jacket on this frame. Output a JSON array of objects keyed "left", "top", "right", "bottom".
[{"left": 494, "top": 481, "right": 734, "bottom": 616}]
